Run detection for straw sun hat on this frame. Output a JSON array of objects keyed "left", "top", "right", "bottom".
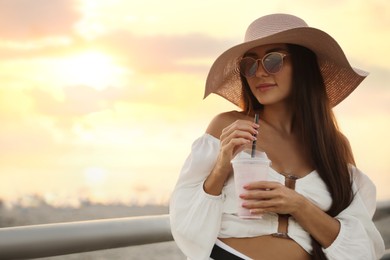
[{"left": 204, "top": 13, "right": 368, "bottom": 107}]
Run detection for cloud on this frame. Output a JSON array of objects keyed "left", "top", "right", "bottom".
[
  {"left": 0, "top": 120, "right": 56, "bottom": 157},
  {"left": 27, "top": 81, "right": 193, "bottom": 119},
  {"left": 29, "top": 85, "right": 121, "bottom": 118},
  {"left": 0, "top": 30, "right": 236, "bottom": 79},
  {"left": 0, "top": 0, "right": 81, "bottom": 40},
  {"left": 98, "top": 31, "right": 237, "bottom": 74},
  {"left": 27, "top": 84, "right": 161, "bottom": 120}
]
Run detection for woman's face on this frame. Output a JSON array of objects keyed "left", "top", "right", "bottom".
[{"left": 243, "top": 43, "right": 292, "bottom": 107}]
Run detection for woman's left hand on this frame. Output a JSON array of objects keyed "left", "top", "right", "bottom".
[{"left": 240, "top": 181, "right": 304, "bottom": 216}]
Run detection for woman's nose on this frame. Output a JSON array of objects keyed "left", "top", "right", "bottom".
[{"left": 255, "top": 61, "right": 269, "bottom": 77}]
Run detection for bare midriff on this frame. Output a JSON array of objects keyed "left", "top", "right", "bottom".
[{"left": 219, "top": 235, "right": 311, "bottom": 260}]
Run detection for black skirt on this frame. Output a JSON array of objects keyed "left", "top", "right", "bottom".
[{"left": 210, "top": 244, "right": 246, "bottom": 260}]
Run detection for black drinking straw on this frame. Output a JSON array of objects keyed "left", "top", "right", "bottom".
[{"left": 251, "top": 113, "right": 259, "bottom": 158}]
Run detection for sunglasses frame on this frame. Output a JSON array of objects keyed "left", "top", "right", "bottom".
[{"left": 239, "top": 52, "right": 288, "bottom": 77}]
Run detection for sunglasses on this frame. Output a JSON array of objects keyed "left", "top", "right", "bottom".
[{"left": 239, "top": 52, "right": 288, "bottom": 77}]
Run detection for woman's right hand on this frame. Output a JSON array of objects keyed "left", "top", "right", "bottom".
[
  {"left": 204, "top": 114, "right": 259, "bottom": 195},
  {"left": 218, "top": 119, "right": 259, "bottom": 168}
]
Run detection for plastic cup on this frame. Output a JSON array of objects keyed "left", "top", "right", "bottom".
[{"left": 231, "top": 149, "right": 271, "bottom": 219}]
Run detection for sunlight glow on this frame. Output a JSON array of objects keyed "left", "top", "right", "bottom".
[
  {"left": 84, "top": 167, "right": 107, "bottom": 186},
  {"left": 54, "top": 51, "right": 125, "bottom": 90}
]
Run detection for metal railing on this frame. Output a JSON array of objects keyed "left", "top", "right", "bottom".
[
  {"left": 383, "top": 250, "right": 390, "bottom": 260},
  {"left": 0, "top": 215, "right": 172, "bottom": 259},
  {"left": 0, "top": 202, "right": 389, "bottom": 260}
]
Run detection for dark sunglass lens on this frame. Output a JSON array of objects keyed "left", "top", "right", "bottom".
[
  {"left": 240, "top": 57, "right": 258, "bottom": 77},
  {"left": 263, "top": 53, "right": 283, "bottom": 74}
]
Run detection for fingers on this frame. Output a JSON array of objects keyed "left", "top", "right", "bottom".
[
  {"left": 241, "top": 199, "right": 277, "bottom": 211},
  {"left": 241, "top": 195, "right": 287, "bottom": 215},
  {"left": 239, "top": 182, "right": 295, "bottom": 214},
  {"left": 243, "top": 181, "right": 281, "bottom": 190},
  {"left": 214, "top": 119, "right": 260, "bottom": 179},
  {"left": 220, "top": 120, "right": 259, "bottom": 143},
  {"left": 219, "top": 120, "right": 259, "bottom": 155},
  {"left": 240, "top": 181, "right": 285, "bottom": 200},
  {"left": 222, "top": 136, "right": 251, "bottom": 153}
]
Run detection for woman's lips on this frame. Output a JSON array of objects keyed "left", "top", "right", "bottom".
[{"left": 256, "top": 83, "right": 276, "bottom": 92}]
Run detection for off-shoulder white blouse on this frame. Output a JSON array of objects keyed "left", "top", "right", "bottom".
[{"left": 169, "top": 134, "right": 385, "bottom": 260}]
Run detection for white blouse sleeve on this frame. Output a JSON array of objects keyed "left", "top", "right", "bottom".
[
  {"left": 169, "top": 134, "right": 224, "bottom": 260},
  {"left": 323, "top": 166, "right": 385, "bottom": 260}
]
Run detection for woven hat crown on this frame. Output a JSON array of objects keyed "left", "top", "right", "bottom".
[{"left": 245, "top": 14, "right": 308, "bottom": 42}]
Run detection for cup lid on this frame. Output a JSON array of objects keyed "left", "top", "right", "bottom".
[{"left": 231, "top": 149, "right": 271, "bottom": 164}]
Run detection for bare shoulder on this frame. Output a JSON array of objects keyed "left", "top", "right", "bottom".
[{"left": 206, "top": 110, "right": 245, "bottom": 139}]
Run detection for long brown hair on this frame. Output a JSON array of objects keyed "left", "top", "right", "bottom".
[{"left": 240, "top": 44, "right": 354, "bottom": 259}]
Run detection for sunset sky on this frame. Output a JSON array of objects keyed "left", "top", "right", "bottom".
[{"left": 0, "top": 0, "right": 389, "bottom": 206}]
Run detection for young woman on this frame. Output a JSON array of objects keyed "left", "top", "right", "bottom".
[{"left": 169, "top": 13, "right": 385, "bottom": 260}]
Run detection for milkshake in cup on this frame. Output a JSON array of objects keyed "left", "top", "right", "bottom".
[{"left": 231, "top": 149, "right": 271, "bottom": 219}]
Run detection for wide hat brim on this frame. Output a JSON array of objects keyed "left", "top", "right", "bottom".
[{"left": 204, "top": 14, "right": 368, "bottom": 107}]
